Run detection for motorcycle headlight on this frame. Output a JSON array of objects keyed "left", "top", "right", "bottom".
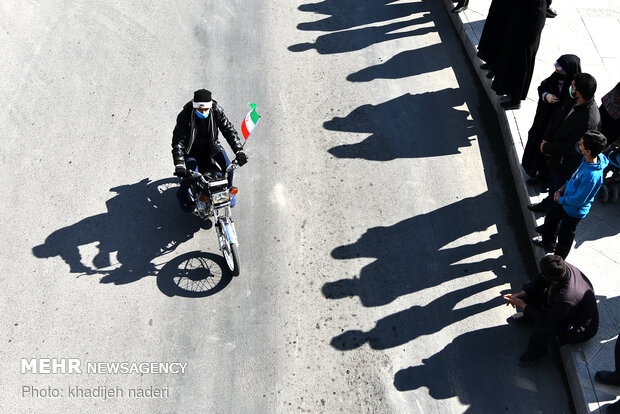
[{"left": 211, "top": 191, "right": 230, "bottom": 205}]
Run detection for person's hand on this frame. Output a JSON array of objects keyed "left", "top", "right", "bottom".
[
  {"left": 540, "top": 139, "right": 547, "bottom": 153},
  {"left": 503, "top": 294, "right": 526, "bottom": 310},
  {"left": 174, "top": 164, "right": 187, "bottom": 178},
  {"left": 546, "top": 93, "right": 559, "bottom": 103},
  {"left": 235, "top": 150, "right": 248, "bottom": 166}
]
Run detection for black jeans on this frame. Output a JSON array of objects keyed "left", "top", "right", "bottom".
[
  {"left": 542, "top": 203, "right": 581, "bottom": 259},
  {"left": 524, "top": 292, "right": 597, "bottom": 355}
]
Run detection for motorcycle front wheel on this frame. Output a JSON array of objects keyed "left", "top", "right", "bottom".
[{"left": 219, "top": 222, "right": 240, "bottom": 276}]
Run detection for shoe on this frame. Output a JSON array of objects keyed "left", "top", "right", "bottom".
[
  {"left": 535, "top": 224, "right": 544, "bottom": 234},
  {"left": 526, "top": 176, "right": 542, "bottom": 185},
  {"left": 532, "top": 235, "right": 556, "bottom": 252},
  {"left": 507, "top": 313, "right": 530, "bottom": 326},
  {"left": 608, "top": 399, "right": 620, "bottom": 414},
  {"left": 546, "top": 7, "right": 557, "bottom": 18},
  {"left": 501, "top": 100, "right": 521, "bottom": 110},
  {"left": 595, "top": 370, "right": 620, "bottom": 386},
  {"left": 518, "top": 350, "right": 546, "bottom": 367},
  {"left": 486, "top": 71, "right": 495, "bottom": 79},
  {"left": 480, "top": 63, "right": 490, "bottom": 70},
  {"left": 451, "top": 0, "right": 469, "bottom": 13},
  {"left": 527, "top": 202, "right": 550, "bottom": 213},
  {"left": 201, "top": 218, "right": 213, "bottom": 230}
]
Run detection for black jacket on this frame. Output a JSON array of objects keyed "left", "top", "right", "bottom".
[
  {"left": 542, "top": 97, "right": 601, "bottom": 179},
  {"left": 523, "top": 263, "right": 598, "bottom": 334},
  {"left": 171, "top": 101, "right": 243, "bottom": 166}
]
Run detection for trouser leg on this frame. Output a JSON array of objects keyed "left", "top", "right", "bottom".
[
  {"left": 542, "top": 203, "right": 564, "bottom": 246},
  {"left": 554, "top": 212, "right": 581, "bottom": 259},
  {"left": 528, "top": 323, "right": 554, "bottom": 355},
  {"left": 213, "top": 151, "right": 233, "bottom": 187},
  {"left": 616, "top": 332, "right": 620, "bottom": 372}
]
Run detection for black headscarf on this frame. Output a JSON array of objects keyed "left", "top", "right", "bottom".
[{"left": 554, "top": 54, "right": 582, "bottom": 101}]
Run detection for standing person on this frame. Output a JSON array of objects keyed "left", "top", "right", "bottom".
[
  {"left": 172, "top": 89, "right": 248, "bottom": 212},
  {"left": 595, "top": 331, "right": 620, "bottom": 413},
  {"left": 529, "top": 73, "right": 601, "bottom": 212},
  {"left": 532, "top": 131, "right": 608, "bottom": 258},
  {"left": 503, "top": 255, "right": 599, "bottom": 367},
  {"left": 600, "top": 82, "right": 620, "bottom": 144},
  {"left": 522, "top": 55, "right": 582, "bottom": 184},
  {"left": 491, "top": 0, "right": 547, "bottom": 110},
  {"left": 476, "top": 0, "right": 517, "bottom": 78}
]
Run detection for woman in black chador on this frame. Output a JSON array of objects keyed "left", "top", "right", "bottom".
[
  {"left": 491, "top": 0, "right": 547, "bottom": 109},
  {"left": 522, "top": 55, "right": 582, "bottom": 183},
  {"left": 476, "top": 0, "right": 517, "bottom": 76}
]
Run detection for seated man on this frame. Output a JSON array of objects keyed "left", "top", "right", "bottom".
[
  {"left": 171, "top": 89, "right": 248, "bottom": 212},
  {"left": 532, "top": 130, "right": 608, "bottom": 258},
  {"left": 504, "top": 255, "right": 599, "bottom": 367}
]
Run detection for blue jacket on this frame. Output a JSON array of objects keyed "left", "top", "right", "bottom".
[{"left": 558, "top": 154, "right": 609, "bottom": 218}]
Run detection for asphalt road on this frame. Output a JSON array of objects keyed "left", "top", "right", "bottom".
[{"left": 1, "top": 1, "right": 573, "bottom": 413}]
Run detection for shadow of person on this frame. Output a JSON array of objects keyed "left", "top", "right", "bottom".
[
  {"left": 322, "top": 194, "right": 509, "bottom": 307},
  {"left": 346, "top": 44, "right": 451, "bottom": 82},
  {"left": 331, "top": 278, "right": 505, "bottom": 351},
  {"left": 296, "top": 0, "right": 426, "bottom": 32},
  {"left": 32, "top": 177, "right": 201, "bottom": 285},
  {"left": 394, "top": 324, "right": 570, "bottom": 412},
  {"left": 157, "top": 251, "right": 232, "bottom": 298},
  {"left": 288, "top": 15, "right": 434, "bottom": 54},
  {"left": 325, "top": 90, "right": 475, "bottom": 161}
]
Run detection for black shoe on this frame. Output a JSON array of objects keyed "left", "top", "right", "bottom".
[
  {"left": 532, "top": 236, "right": 556, "bottom": 252},
  {"left": 500, "top": 95, "right": 513, "bottom": 104},
  {"left": 526, "top": 176, "right": 542, "bottom": 185},
  {"left": 608, "top": 399, "right": 620, "bottom": 414},
  {"left": 201, "top": 219, "right": 213, "bottom": 230},
  {"left": 486, "top": 71, "right": 495, "bottom": 79},
  {"left": 535, "top": 224, "right": 544, "bottom": 234},
  {"left": 518, "top": 350, "right": 546, "bottom": 367},
  {"left": 546, "top": 7, "right": 557, "bottom": 18},
  {"left": 501, "top": 100, "right": 521, "bottom": 110},
  {"left": 527, "top": 202, "right": 551, "bottom": 213},
  {"left": 451, "top": 0, "right": 469, "bottom": 13},
  {"left": 480, "top": 63, "right": 490, "bottom": 70},
  {"left": 595, "top": 370, "right": 620, "bottom": 386},
  {"left": 507, "top": 313, "right": 531, "bottom": 326}
]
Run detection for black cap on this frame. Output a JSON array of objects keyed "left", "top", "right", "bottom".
[
  {"left": 540, "top": 255, "right": 567, "bottom": 282},
  {"left": 193, "top": 89, "right": 212, "bottom": 102}
]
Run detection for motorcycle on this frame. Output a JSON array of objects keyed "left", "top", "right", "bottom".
[{"left": 180, "top": 160, "right": 241, "bottom": 276}]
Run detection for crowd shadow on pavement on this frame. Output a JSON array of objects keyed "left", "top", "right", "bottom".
[
  {"left": 296, "top": 0, "right": 426, "bottom": 32},
  {"left": 289, "top": 15, "right": 434, "bottom": 54},
  {"left": 393, "top": 323, "right": 569, "bottom": 412},
  {"left": 31, "top": 177, "right": 226, "bottom": 295},
  {"left": 323, "top": 194, "right": 508, "bottom": 307},
  {"left": 325, "top": 89, "right": 475, "bottom": 160}
]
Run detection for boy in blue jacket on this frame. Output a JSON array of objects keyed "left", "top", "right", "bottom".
[{"left": 533, "top": 130, "right": 609, "bottom": 258}]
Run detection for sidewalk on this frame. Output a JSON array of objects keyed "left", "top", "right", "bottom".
[{"left": 440, "top": 0, "right": 620, "bottom": 412}]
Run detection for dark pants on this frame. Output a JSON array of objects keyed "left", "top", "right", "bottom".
[
  {"left": 539, "top": 171, "right": 566, "bottom": 208},
  {"left": 615, "top": 331, "right": 620, "bottom": 372},
  {"left": 542, "top": 202, "right": 581, "bottom": 259},
  {"left": 177, "top": 151, "right": 233, "bottom": 213},
  {"left": 524, "top": 292, "right": 596, "bottom": 355}
]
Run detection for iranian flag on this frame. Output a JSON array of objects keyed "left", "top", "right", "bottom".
[{"left": 241, "top": 103, "right": 261, "bottom": 141}]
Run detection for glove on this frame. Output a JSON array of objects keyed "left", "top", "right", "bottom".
[
  {"left": 174, "top": 163, "right": 187, "bottom": 178},
  {"left": 235, "top": 150, "right": 248, "bottom": 166}
]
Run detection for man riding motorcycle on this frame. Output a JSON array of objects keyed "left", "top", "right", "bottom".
[{"left": 172, "top": 89, "right": 248, "bottom": 212}]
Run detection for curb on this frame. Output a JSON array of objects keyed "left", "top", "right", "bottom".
[{"left": 439, "top": 1, "right": 598, "bottom": 412}]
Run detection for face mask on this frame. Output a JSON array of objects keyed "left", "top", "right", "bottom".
[
  {"left": 195, "top": 109, "right": 210, "bottom": 119},
  {"left": 569, "top": 85, "right": 576, "bottom": 99}
]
